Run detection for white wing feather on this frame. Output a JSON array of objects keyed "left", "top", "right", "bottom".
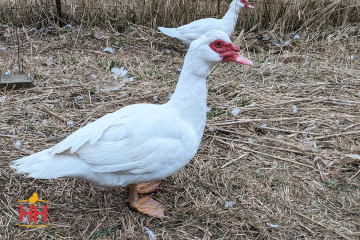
[
  {"left": 177, "top": 18, "right": 225, "bottom": 41},
  {"left": 51, "top": 104, "right": 142, "bottom": 154},
  {"left": 50, "top": 103, "right": 193, "bottom": 175}
]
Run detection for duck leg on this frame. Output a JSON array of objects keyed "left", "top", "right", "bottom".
[
  {"left": 136, "top": 180, "right": 162, "bottom": 193},
  {"left": 128, "top": 181, "right": 166, "bottom": 218}
]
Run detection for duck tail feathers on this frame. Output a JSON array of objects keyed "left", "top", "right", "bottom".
[
  {"left": 158, "top": 27, "right": 186, "bottom": 42},
  {"left": 10, "top": 148, "right": 90, "bottom": 179}
]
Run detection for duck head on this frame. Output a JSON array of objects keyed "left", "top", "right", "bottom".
[
  {"left": 188, "top": 30, "right": 252, "bottom": 68},
  {"left": 238, "top": 0, "right": 255, "bottom": 9}
]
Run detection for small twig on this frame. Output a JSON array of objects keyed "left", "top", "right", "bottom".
[
  {"left": 15, "top": 27, "right": 23, "bottom": 72},
  {"left": 259, "top": 126, "right": 322, "bottom": 136},
  {"left": 214, "top": 138, "right": 314, "bottom": 169},
  {"left": 0, "top": 134, "right": 17, "bottom": 138},
  {"left": 304, "top": 98, "right": 331, "bottom": 105},
  {"left": 212, "top": 135, "right": 314, "bottom": 156},
  {"left": 36, "top": 105, "right": 68, "bottom": 123},
  {"left": 322, "top": 101, "right": 358, "bottom": 106},
  {"left": 184, "top": 187, "right": 198, "bottom": 207},
  {"left": 106, "top": 16, "right": 116, "bottom": 32},
  {"left": 212, "top": 117, "right": 302, "bottom": 126},
  {"left": 239, "top": 107, "right": 335, "bottom": 112},
  {"left": 22, "top": 26, "right": 30, "bottom": 40},
  {"left": 0, "top": 48, "right": 16, "bottom": 59},
  {"left": 64, "top": 92, "right": 67, "bottom": 119},
  {"left": 314, "top": 130, "right": 360, "bottom": 140},
  {"left": 297, "top": 221, "right": 315, "bottom": 235},
  {"left": 38, "top": 43, "right": 52, "bottom": 55},
  {"left": 290, "top": 82, "right": 360, "bottom": 88},
  {"left": 350, "top": 169, "right": 360, "bottom": 181},
  {"left": 73, "top": 9, "right": 85, "bottom": 49},
  {"left": 88, "top": 216, "right": 107, "bottom": 239},
  {"left": 26, "top": 85, "right": 83, "bottom": 92},
  {"left": 221, "top": 153, "right": 249, "bottom": 168},
  {"left": 344, "top": 123, "right": 360, "bottom": 131},
  {"left": 88, "top": 90, "right": 92, "bottom": 105},
  {"left": 331, "top": 98, "right": 360, "bottom": 104},
  {"left": 242, "top": 98, "right": 312, "bottom": 109}
]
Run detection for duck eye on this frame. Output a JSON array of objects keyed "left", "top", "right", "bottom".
[{"left": 216, "top": 42, "right": 221, "bottom": 47}]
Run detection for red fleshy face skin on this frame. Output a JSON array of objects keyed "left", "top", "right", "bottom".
[
  {"left": 240, "top": 0, "right": 255, "bottom": 8},
  {"left": 209, "top": 40, "right": 253, "bottom": 65},
  {"left": 209, "top": 40, "right": 240, "bottom": 56}
]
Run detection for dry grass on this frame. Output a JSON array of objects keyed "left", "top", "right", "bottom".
[
  {"left": 1, "top": 0, "right": 360, "bottom": 33},
  {"left": 0, "top": 22, "right": 360, "bottom": 239}
]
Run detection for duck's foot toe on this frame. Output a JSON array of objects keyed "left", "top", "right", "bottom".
[
  {"left": 132, "top": 196, "right": 167, "bottom": 218},
  {"left": 136, "top": 180, "right": 162, "bottom": 194}
]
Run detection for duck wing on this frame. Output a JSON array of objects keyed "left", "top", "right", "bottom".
[
  {"left": 177, "top": 18, "right": 225, "bottom": 41},
  {"left": 52, "top": 104, "right": 195, "bottom": 175}
]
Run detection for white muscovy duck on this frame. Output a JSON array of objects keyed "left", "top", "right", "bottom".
[
  {"left": 158, "top": 0, "right": 254, "bottom": 45},
  {"left": 11, "top": 30, "right": 252, "bottom": 218}
]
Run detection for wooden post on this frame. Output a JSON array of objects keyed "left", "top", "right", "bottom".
[
  {"left": 55, "top": 0, "right": 63, "bottom": 27},
  {"left": 217, "top": 0, "right": 221, "bottom": 16}
]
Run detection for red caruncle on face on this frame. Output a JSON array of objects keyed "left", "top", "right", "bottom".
[
  {"left": 209, "top": 40, "right": 241, "bottom": 62},
  {"left": 209, "top": 40, "right": 240, "bottom": 56},
  {"left": 209, "top": 39, "right": 253, "bottom": 65}
]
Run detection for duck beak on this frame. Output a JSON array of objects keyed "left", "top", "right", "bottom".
[
  {"left": 246, "top": 4, "right": 255, "bottom": 9},
  {"left": 220, "top": 42, "right": 253, "bottom": 65},
  {"left": 234, "top": 55, "right": 253, "bottom": 65},
  {"left": 222, "top": 53, "right": 253, "bottom": 65}
]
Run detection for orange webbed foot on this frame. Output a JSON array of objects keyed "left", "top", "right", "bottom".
[
  {"left": 128, "top": 182, "right": 168, "bottom": 219},
  {"left": 134, "top": 196, "right": 167, "bottom": 218}
]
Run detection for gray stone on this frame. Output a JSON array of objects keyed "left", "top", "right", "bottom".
[{"left": 0, "top": 73, "right": 33, "bottom": 89}]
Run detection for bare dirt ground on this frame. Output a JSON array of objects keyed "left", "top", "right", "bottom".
[{"left": 0, "top": 24, "right": 360, "bottom": 239}]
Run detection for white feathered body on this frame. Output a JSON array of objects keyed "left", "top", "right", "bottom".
[
  {"left": 158, "top": 0, "right": 244, "bottom": 45},
  {"left": 11, "top": 35, "right": 213, "bottom": 188},
  {"left": 11, "top": 30, "right": 237, "bottom": 189},
  {"left": 159, "top": 18, "right": 229, "bottom": 45},
  {"left": 13, "top": 105, "right": 202, "bottom": 187}
]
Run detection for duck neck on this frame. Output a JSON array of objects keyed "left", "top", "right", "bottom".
[
  {"left": 222, "top": 1, "right": 243, "bottom": 36},
  {"left": 167, "top": 53, "right": 212, "bottom": 136}
]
